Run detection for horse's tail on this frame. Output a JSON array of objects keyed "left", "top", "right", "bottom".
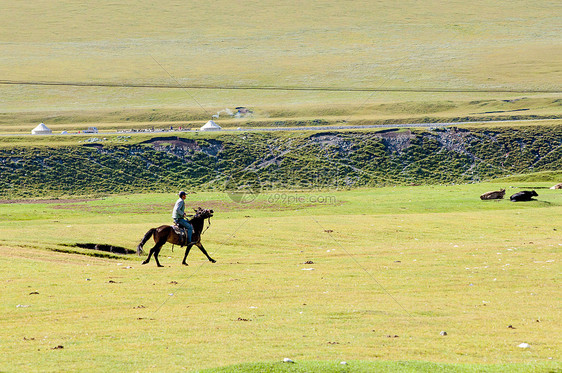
[{"left": 137, "top": 228, "right": 156, "bottom": 255}]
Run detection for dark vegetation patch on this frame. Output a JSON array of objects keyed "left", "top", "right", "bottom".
[
  {"left": 62, "top": 243, "right": 135, "bottom": 255},
  {"left": 0, "top": 125, "right": 560, "bottom": 198},
  {"left": 48, "top": 247, "right": 134, "bottom": 260},
  {"left": 82, "top": 143, "right": 103, "bottom": 149}
]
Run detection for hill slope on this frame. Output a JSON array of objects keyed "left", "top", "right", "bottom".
[{"left": 1, "top": 125, "right": 561, "bottom": 198}]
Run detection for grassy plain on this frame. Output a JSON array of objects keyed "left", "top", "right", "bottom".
[
  {"left": 0, "top": 1, "right": 561, "bottom": 371},
  {"left": 1, "top": 0, "right": 560, "bottom": 128},
  {"left": 0, "top": 183, "right": 560, "bottom": 371},
  {"left": 2, "top": 0, "right": 560, "bottom": 90}
]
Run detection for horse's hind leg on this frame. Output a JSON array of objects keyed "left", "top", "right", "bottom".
[
  {"left": 141, "top": 249, "right": 153, "bottom": 265},
  {"left": 153, "top": 242, "right": 166, "bottom": 267},
  {"left": 142, "top": 240, "right": 166, "bottom": 267}
]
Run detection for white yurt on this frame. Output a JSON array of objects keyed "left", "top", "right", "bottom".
[
  {"left": 31, "top": 123, "right": 52, "bottom": 135},
  {"left": 200, "top": 120, "right": 221, "bottom": 131}
]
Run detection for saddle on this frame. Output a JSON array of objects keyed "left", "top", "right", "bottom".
[{"left": 172, "top": 225, "right": 189, "bottom": 247}]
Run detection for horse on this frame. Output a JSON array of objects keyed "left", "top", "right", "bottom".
[{"left": 137, "top": 207, "right": 216, "bottom": 267}]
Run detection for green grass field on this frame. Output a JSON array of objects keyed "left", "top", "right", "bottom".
[
  {"left": 1, "top": 183, "right": 560, "bottom": 372},
  {"left": 1, "top": 1, "right": 561, "bottom": 371}
]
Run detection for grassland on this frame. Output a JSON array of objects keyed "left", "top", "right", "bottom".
[
  {"left": 2, "top": 0, "right": 560, "bottom": 90},
  {"left": 1, "top": 0, "right": 560, "bottom": 128},
  {"left": 0, "top": 1, "right": 561, "bottom": 371},
  {"left": 0, "top": 184, "right": 560, "bottom": 372}
]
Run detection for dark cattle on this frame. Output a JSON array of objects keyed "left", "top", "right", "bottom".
[
  {"left": 510, "top": 190, "right": 538, "bottom": 202},
  {"left": 480, "top": 189, "right": 506, "bottom": 200}
]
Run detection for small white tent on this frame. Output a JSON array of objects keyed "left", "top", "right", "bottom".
[
  {"left": 200, "top": 120, "right": 221, "bottom": 131},
  {"left": 31, "top": 123, "right": 52, "bottom": 135}
]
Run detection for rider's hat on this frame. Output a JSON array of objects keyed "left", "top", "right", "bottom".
[{"left": 179, "top": 191, "right": 186, "bottom": 197}]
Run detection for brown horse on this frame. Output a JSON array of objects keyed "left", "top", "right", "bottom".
[{"left": 137, "top": 207, "right": 216, "bottom": 267}]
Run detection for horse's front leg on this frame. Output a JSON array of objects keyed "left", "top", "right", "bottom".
[
  {"left": 182, "top": 244, "right": 193, "bottom": 266},
  {"left": 197, "top": 243, "right": 216, "bottom": 263}
]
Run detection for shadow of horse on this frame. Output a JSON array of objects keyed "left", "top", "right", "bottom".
[{"left": 137, "top": 207, "right": 216, "bottom": 267}]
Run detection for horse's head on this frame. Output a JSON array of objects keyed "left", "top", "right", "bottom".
[{"left": 193, "top": 207, "right": 214, "bottom": 220}]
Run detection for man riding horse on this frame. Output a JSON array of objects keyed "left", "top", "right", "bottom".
[
  {"left": 138, "top": 203, "right": 216, "bottom": 267},
  {"left": 173, "top": 191, "right": 193, "bottom": 245}
]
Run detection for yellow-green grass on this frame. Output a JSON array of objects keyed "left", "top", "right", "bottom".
[
  {"left": 0, "top": 183, "right": 560, "bottom": 371},
  {"left": 1, "top": 0, "right": 560, "bottom": 90},
  {"left": 0, "top": 85, "right": 560, "bottom": 118},
  {"left": 197, "top": 361, "right": 553, "bottom": 373},
  {"left": 197, "top": 360, "right": 558, "bottom": 373},
  {"left": 1, "top": 0, "right": 560, "bottom": 124}
]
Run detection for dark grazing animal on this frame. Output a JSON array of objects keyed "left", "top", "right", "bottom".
[
  {"left": 137, "top": 207, "right": 216, "bottom": 267},
  {"left": 480, "top": 189, "right": 506, "bottom": 200},
  {"left": 510, "top": 190, "right": 538, "bottom": 202}
]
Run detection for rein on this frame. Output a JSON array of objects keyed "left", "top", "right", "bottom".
[{"left": 201, "top": 217, "right": 211, "bottom": 236}]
